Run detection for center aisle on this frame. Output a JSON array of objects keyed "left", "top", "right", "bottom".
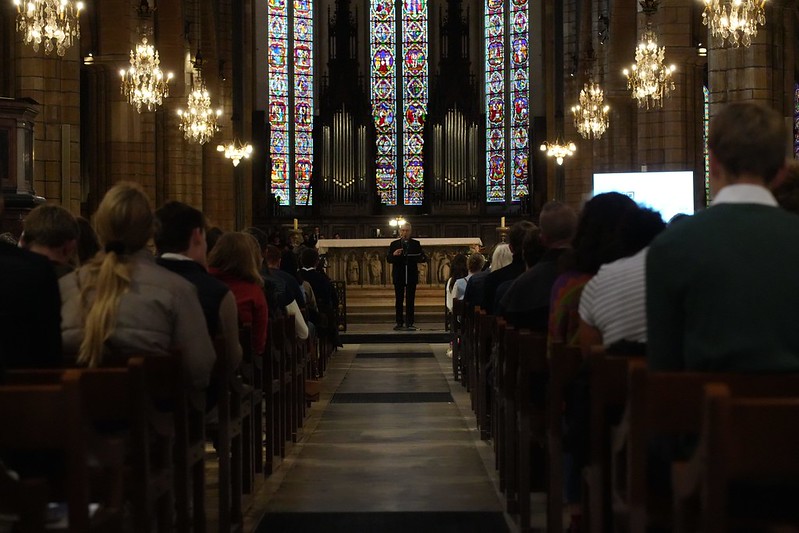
[{"left": 251, "top": 342, "right": 514, "bottom": 533}]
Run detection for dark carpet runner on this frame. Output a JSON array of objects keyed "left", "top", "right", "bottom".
[{"left": 255, "top": 511, "right": 509, "bottom": 533}]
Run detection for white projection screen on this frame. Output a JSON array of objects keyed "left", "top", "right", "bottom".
[{"left": 592, "top": 171, "right": 695, "bottom": 222}]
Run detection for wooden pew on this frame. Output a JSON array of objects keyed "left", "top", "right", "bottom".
[
  {"left": 5, "top": 361, "right": 176, "bottom": 533},
  {"left": 501, "top": 326, "right": 521, "bottom": 513},
  {"left": 264, "top": 316, "right": 284, "bottom": 471},
  {"left": 516, "top": 330, "right": 548, "bottom": 533},
  {"left": 0, "top": 371, "right": 125, "bottom": 532},
  {"left": 612, "top": 361, "right": 799, "bottom": 532},
  {"left": 673, "top": 384, "right": 799, "bottom": 533},
  {"left": 475, "top": 310, "right": 495, "bottom": 440},
  {"left": 238, "top": 324, "right": 264, "bottom": 491},
  {"left": 546, "top": 342, "right": 583, "bottom": 533},
  {"left": 490, "top": 318, "right": 508, "bottom": 493},
  {"left": 583, "top": 350, "right": 642, "bottom": 533},
  {"left": 451, "top": 298, "right": 466, "bottom": 382}
]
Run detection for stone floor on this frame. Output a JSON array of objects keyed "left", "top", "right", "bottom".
[{"left": 244, "top": 337, "right": 526, "bottom": 532}]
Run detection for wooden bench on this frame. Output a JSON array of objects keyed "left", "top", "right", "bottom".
[
  {"left": 0, "top": 371, "right": 125, "bottom": 532},
  {"left": 451, "top": 298, "right": 467, "bottom": 382},
  {"left": 673, "top": 383, "right": 799, "bottom": 533},
  {"left": 612, "top": 361, "right": 799, "bottom": 532},
  {"left": 264, "top": 316, "right": 284, "bottom": 470}
]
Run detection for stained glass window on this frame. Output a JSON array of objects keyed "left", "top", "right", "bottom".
[
  {"left": 703, "top": 85, "right": 709, "bottom": 206},
  {"left": 267, "top": 0, "right": 314, "bottom": 206},
  {"left": 485, "top": 0, "right": 529, "bottom": 203},
  {"left": 371, "top": 0, "right": 428, "bottom": 206},
  {"left": 402, "top": 0, "right": 428, "bottom": 206},
  {"left": 485, "top": 0, "right": 505, "bottom": 203},
  {"left": 794, "top": 83, "right": 799, "bottom": 160},
  {"left": 371, "top": 0, "right": 398, "bottom": 206},
  {"left": 268, "top": 0, "right": 290, "bottom": 204},
  {"left": 294, "top": 0, "right": 313, "bottom": 206}
]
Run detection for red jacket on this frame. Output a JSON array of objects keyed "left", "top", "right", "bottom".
[{"left": 209, "top": 268, "right": 268, "bottom": 355}]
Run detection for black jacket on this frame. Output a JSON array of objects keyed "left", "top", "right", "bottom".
[{"left": 386, "top": 238, "right": 427, "bottom": 285}]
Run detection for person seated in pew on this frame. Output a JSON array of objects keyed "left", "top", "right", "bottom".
[
  {"left": 549, "top": 192, "right": 637, "bottom": 352},
  {"left": 498, "top": 201, "right": 577, "bottom": 331},
  {"left": 19, "top": 204, "right": 79, "bottom": 278},
  {"left": 479, "top": 220, "right": 537, "bottom": 314},
  {"left": 445, "top": 254, "right": 468, "bottom": 315},
  {"left": 577, "top": 206, "right": 665, "bottom": 356},
  {"left": 208, "top": 232, "right": 269, "bottom": 356},
  {"left": 247, "top": 228, "right": 306, "bottom": 310},
  {"left": 647, "top": 101, "right": 799, "bottom": 372},
  {"left": 299, "top": 248, "right": 339, "bottom": 345},
  {"left": 75, "top": 216, "right": 100, "bottom": 265},
  {"left": 453, "top": 252, "right": 485, "bottom": 302},
  {"left": 263, "top": 244, "right": 309, "bottom": 340},
  {"left": 493, "top": 227, "right": 543, "bottom": 314},
  {"left": 0, "top": 196, "right": 63, "bottom": 380},
  {"left": 154, "top": 201, "right": 242, "bottom": 368},
  {"left": 59, "top": 182, "right": 216, "bottom": 389}
]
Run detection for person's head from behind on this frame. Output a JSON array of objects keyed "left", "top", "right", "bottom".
[
  {"left": 208, "top": 232, "right": 264, "bottom": 286},
  {"left": 449, "top": 254, "right": 468, "bottom": 282},
  {"left": 491, "top": 243, "right": 513, "bottom": 271},
  {"left": 243, "top": 226, "right": 270, "bottom": 265},
  {"left": 772, "top": 160, "right": 799, "bottom": 215},
  {"left": 399, "top": 222, "right": 412, "bottom": 241},
  {"left": 618, "top": 206, "right": 666, "bottom": 257},
  {"left": 264, "top": 244, "right": 282, "bottom": 269},
  {"left": 75, "top": 216, "right": 100, "bottom": 265},
  {"left": 467, "top": 252, "right": 486, "bottom": 274},
  {"left": 508, "top": 220, "right": 537, "bottom": 258},
  {"left": 301, "top": 247, "right": 320, "bottom": 269},
  {"left": 708, "top": 102, "right": 786, "bottom": 197},
  {"left": 571, "top": 192, "right": 637, "bottom": 274},
  {"left": 538, "top": 201, "right": 577, "bottom": 248},
  {"left": 154, "top": 201, "right": 207, "bottom": 265},
  {"left": 78, "top": 181, "right": 155, "bottom": 368},
  {"left": 522, "top": 229, "right": 545, "bottom": 268},
  {"left": 21, "top": 204, "right": 79, "bottom": 265}
]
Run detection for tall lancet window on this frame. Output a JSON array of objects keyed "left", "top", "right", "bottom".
[
  {"left": 370, "top": 0, "right": 429, "bottom": 206},
  {"left": 268, "top": 0, "right": 315, "bottom": 206},
  {"left": 485, "top": 0, "right": 530, "bottom": 203},
  {"left": 703, "top": 85, "right": 710, "bottom": 206}
]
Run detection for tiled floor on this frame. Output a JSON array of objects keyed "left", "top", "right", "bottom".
[{"left": 245, "top": 340, "right": 521, "bottom": 532}]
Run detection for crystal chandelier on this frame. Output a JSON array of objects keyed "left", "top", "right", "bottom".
[
  {"left": 13, "top": 0, "right": 84, "bottom": 56},
  {"left": 572, "top": 81, "right": 610, "bottom": 140},
  {"left": 623, "top": 25, "right": 676, "bottom": 109},
  {"left": 177, "top": 71, "right": 222, "bottom": 145},
  {"left": 702, "top": 0, "right": 766, "bottom": 48},
  {"left": 217, "top": 140, "right": 253, "bottom": 166},
  {"left": 120, "top": 36, "right": 174, "bottom": 112},
  {"left": 540, "top": 139, "right": 577, "bottom": 165}
]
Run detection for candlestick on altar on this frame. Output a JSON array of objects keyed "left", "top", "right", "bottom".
[
  {"left": 496, "top": 225, "right": 509, "bottom": 244},
  {"left": 293, "top": 218, "right": 298, "bottom": 230},
  {"left": 500, "top": 216, "right": 506, "bottom": 228}
]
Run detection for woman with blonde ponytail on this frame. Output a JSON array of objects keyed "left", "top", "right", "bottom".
[{"left": 59, "top": 182, "right": 216, "bottom": 388}]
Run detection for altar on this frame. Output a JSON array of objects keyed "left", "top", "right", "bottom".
[{"left": 316, "top": 237, "right": 482, "bottom": 287}]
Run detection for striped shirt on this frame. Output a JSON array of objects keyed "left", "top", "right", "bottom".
[{"left": 578, "top": 248, "right": 648, "bottom": 347}]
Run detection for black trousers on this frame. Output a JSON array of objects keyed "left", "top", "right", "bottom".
[{"left": 394, "top": 283, "right": 417, "bottom": 326}]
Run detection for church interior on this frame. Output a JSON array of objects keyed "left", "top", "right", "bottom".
[{"left": 3, "top": 0, "right": 799, "bottom": 531}]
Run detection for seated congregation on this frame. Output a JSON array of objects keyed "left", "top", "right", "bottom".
[
  {"left": 445, "top": 101, "right": 799, "bottom": 532},
  {"left": 0, "top": 182, "right": 339, "bottom": 531}
]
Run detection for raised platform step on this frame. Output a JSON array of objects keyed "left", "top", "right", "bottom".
[
  {"left": 344, "top": 286, "right": 446, "bottom": 326},
  {"left": 339, "top": 323, "right": 450, "bottom": 344}
]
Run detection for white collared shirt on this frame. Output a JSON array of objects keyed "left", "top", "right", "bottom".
[
  {"left": 159, "top": 252, "right": 194, "bottom": 261},
  {"left": 711, "top": 183, "right": 778, "bottom": 207}
]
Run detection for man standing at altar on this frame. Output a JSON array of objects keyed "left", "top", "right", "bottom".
[{"left": 387, "top": 222, "right": 427, "bottom": 330}]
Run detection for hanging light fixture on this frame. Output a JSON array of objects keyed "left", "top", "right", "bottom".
[
  {"left": 540, "top": 139, "right": 577, "bottom": 165},
  {"left": 702, "top": 0, "right": 766, "bottom": 48},
  {"left": 177, "top": 69, "right": 222, "bottom": 145},
  {"left": 623, "top": 2, "right": 676, "bottom": 110},
  {"left": 572, "top": 80, "right": 610, "bottom": 140},
  {"left": 217, "top": 140, "right": 253, "bottom": 166},
  {"left": 13, "top": 0, "right": 84, "bottom": 56},
  {"left": 119, "top": 1, "right": 173, "bottom": 113}
]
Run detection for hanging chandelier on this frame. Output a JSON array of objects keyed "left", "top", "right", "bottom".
[
  {"left": 120, "top": 36, "right": 174, "bottom": 112},
  {"left": 13, "top": 0, "right": 84, "bottom": 56},
  {"left": 540, "top": 139, "right": 577, "bottom": 165},
  {"left": 572, "top": 80, "right": 610, "bottom": 140},
  {"left": 217, "top": 140, "right": 253, "bottom": 166},
  {"left": 702, "top": 0, "right": 766, "bottom": 48},
  {"left": 623, "top": 25, "right": 676, "bottom": 109},
  {"left": 177, "top": 71, "right": 222, "bottom": 145}
]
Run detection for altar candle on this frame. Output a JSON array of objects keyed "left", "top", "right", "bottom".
[
  {"left": 501, "top": 217, "right": 505, "bottom": 228},
  {"left": 294, "top": 218, "right": 298, "bottom": 230}
]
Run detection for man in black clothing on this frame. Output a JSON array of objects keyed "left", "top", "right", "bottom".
[
  {"left": 19, "top": 204, "right": 79, "bottom": 278},
  {"left": 0, "top": 196, "right": 62, "bottom": 379},
  {"left": 154, "top": 201, "right": 241, "bottom": 367},
  {"left": 480, "top": 220, "right": 537, "bottom": 315},
  {"left": 386, "top": 222, "right": 427, "bottom": 330},
  {"left": 500, "top": 201, "right": 577, "bottom": 331}
]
